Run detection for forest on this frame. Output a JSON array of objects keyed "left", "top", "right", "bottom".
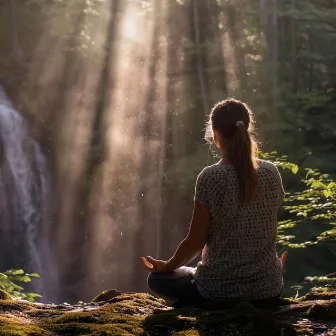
[{"left": 0, "top": 0, "right": 335, "bottom": 309}]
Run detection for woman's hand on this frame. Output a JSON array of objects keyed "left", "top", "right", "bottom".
[
  {"left": 141, "top": 256, "right": 170, "bottom": 273},
  {"left": 278, "top": 251, "right": 288, "bottom": 268}
]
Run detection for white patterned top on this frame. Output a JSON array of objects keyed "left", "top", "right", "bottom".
[{"left": 194, "top": 159, "right": 285, "bottom": 301}]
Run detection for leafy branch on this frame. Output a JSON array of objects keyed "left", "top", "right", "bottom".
[
  {"left": 261, "top": 151, "right": 336, "bottom": 248},
  {"left": 0, "top": 269, "right": 42, "bottom": 302}
]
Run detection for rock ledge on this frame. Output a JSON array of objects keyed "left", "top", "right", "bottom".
[{"left": 0, "top": 289, "right": 335, "bottom": 335}]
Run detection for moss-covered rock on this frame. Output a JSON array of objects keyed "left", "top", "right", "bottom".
[
  {"left": 0, "top": 290, "right": 11, "bottom": 301},
  {"left": 0, "top": 300, "right": 32, "bottom": 312},
  {"left": 144, "top": 301, "right": 297, "bottom": 336},
  {"left": 306, "top": 300, "right": 336, "bottom": 321},
  {"left": 299, "top": 291, "right": 336, "bottom": 302},
  {"left": 91, "top": 289, "right": 121, "bottom": 303},
  {"left": 172, "top": 331, "right": 200, "bottom": 336},
  {"left": 0, "top": 290, "right": 334, "bottom": 335}
]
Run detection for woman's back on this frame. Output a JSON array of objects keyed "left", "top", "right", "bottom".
[
  {"left": 194, "top": 159, "right": 285, "bottom": 301},
  {"left": 144, "top": 99, "right": 287, "bottom": 306}
]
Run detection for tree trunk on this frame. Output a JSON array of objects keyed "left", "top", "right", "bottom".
[
  {"left": 271, "top": 0, "right": 278, "bottom": 107},
  {"left": 9, "top": 0, "right": 21, "bottom": 59},
  {"left": 193, "top": 0, "right": 209, "bottom": 116},
  {"left": 260, "top": 0, "right": 278, "bottom": 112},
  {"left": 291, "top": 0, "right": 297, "bottom": 93},
  {"left": 226, "top": 0, "right": 247, "bottom": 96}
]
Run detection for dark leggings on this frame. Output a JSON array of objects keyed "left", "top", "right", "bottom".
[
  {"left": 148, "top": 266, "right": 282, "bottom": 307},
  {"left": 147, "top": 266, "right": 204, "bottom": 305}
]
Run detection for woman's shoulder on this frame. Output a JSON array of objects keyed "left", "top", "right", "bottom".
[
  {"left": 197, "top": 163, "right": 231, "bottom": 179},
  {"left": 257, "top": 159, "right": 282, "bottom": 176},
  {"left": 201, "top": 162, "right": 232, "bottom": 172}
]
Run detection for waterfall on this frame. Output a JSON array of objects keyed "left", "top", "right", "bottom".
[{"left": 0, "top": 85, "right": 53, "bottom": 300}]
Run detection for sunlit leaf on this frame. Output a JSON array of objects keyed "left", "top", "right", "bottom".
[
  {"left": 323, "top": 190, "right": 332, "bottom": 198},
  {"left": 7, "top": 286, "right": 14, "bottom": 293},
  {"left": 21, "top": 276, "right": 31, "bottom": 283},
  {"left": 291, "top": 165, "right": 299, "bottom": 174},
  {"left": 10, "top": 269, "right": 24, "bottom": 275},
  {"left": 30, "top": 273, "right": 40, "bottom": 278}
]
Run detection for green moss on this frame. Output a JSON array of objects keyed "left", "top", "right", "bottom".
[
  {"left": 0, "top": 290, "right": 11, "bottom": 301},
  {"left": 172, "top": 330, "right": 200, "bottom": 336},
  {"left": 143, "top": 302, "right": 297, "bottom": 336},
  {"left": 43, "top": 301, "right": 144, "bottom": 335},
  {"left": 50, "top": 308, "right": 140, "bottom": 325},
  {"left": 45, "top": 321, "right": 143, "bottom": 335},
  {"left": 0, "top": 300, "right": 32, "bottom": 312},
  {"left": 97, "top": 323, "right": 143, "bottom": 335},
  {"left": 299, "top": 291, "right": 336, "bottom": 302},
  {"left": 306, "top": 300, "right": 336, "bottom": 320},
  {"left": 47, "top": 323, "right": 143, "bottom": 335},
  {"left": 50, "top": 312, "right": 103, "bottom": 324},
  {"left": 0, "top": 315, "right": 48, "bottom": 336},
  {"left": 0, "top": 325, "right": 47, "bottom": 336},
  {"left": 26, "top": 308, "right": 61, "bottom": 318},
  {"left": 295, "top": 328, "right": 314, "bottom": 335},
  {"left": 45, "top": 322, "right": 94, "bottom": 334}
]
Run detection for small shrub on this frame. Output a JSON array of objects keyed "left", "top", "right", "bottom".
[{"left": 0, "top": 269, "right": 42, "bottom": 302}]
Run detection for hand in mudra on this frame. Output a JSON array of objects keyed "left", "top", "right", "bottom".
[
  {"left": 141, "top": 256, "right": 168, "bottom": 273},
  {"left": 141, "top": 252, "right": 288, "bottom": 273}
]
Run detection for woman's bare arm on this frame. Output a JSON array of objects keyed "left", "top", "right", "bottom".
[{"left": 163, "top": 200, "right": 211, "bottom": 271}]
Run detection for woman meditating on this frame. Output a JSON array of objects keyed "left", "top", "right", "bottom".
[{"left": 141, "top": 98, "right": 287, "bottom": 305}]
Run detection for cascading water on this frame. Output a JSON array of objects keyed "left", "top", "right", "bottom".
[{"left": 0, "top": 85, "right": 54, "bottom": 300}]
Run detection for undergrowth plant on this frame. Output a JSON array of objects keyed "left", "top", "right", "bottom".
[
  {"left": 262, "top": 151, "right": 336, "bottom": 295},
  {"left": 0, "top": 269, "right": 42, "bottom": 302},
  {"left": 260, "top": 151, "right": 336, "bottom": 247}
]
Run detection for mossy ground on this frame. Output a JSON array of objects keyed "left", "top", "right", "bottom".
[{"left": 0, "top": 291, "right": 334, "bottom": 335}]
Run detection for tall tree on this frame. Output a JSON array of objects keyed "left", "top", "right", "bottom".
[{"left": 9, "top": 0, "right": 21, "bottom": 59}]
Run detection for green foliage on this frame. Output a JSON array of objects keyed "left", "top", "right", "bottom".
[
  {"left": 0, "top": 269, "right": 42, "bottom": 303},
  {"left": 262, "top": 152, "right": 336, "bottom": 247},
  {"left": 303, "top": 275, "right": 336, "bottom": 293}
]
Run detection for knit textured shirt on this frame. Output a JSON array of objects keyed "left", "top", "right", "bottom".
[{"left": 194, "top": 159, "right": 285, "bottom": 301}]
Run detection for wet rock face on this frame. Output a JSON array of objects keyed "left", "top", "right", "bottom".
[
  {"left": 0, "top": 85, "right": 52, "bottom": 299},
  {"left": 0, "top": 290, "right": 335, "bottom": 335}
]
